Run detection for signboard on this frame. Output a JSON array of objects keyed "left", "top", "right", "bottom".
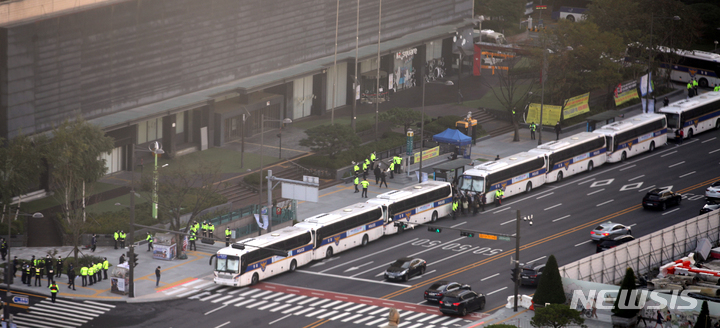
[
  {"left": 12, "top": 295, "right": 28, "bottom": 305},
  {"left": 614, "top": 80, "right": 639, "bottom": 106},
  {"left": 281, "top": 183, "right": 319, "bottom": 202},
  {"left": 526, "top": 103, "right": 562, "bottom": 126},
  {"left": 153, "top": 243, "right": 176, "bottom": 260},
  {"left": 413, "top": 146, "right": 440, "bottom": 162},
  {"left": 406, "top": 130, "right": 414, "bottom": 156},
  {"left": 535, "top": 5, "right": 547, "bottom": 9},
  {"left": 478, "top": 233, "right": 498, "bottom": 240},
  {"left": 395, "top": 48, "right": 418, "bottom": 60},
  {"left": 563, "top": 92, "right": 590, "bottom": 119}
]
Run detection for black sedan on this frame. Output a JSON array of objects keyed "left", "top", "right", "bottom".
[
  {"left": 384, "top": 257, "right": 426, "bottom": 281},
  {"left": 596, "top": 235, "right": 635, "bottom": 253},
  {"left": 439, "top": 289, "right": 486, "bottom": 316},
  {"left": 520, "top": 264, "right": 545, "bottom": 286},
  {"left": 423, "top": 281, "right": 470, "bottom": 303},
  {"left": 642, "top": 188, "right": 681, "bottom": 211}
]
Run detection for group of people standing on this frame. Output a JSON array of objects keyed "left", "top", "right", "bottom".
[
  {"left": 19, "top": 255, "right": 64, "bottom": 288},
  {"left": 451, "top": 190, "right": 486, "bottom": 219},
  {"left": 79, "top": 259, "right": 109, "bottom": 287},
  {"left": 353, "top": 152, "right": 403, "bottom": 198}
]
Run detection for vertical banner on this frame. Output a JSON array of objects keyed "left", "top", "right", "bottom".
[
  {"left": 639, "top": 73, "right": 653, "bottom": 96},
  {"left": 473, "top": 44, "right": 482, "bottom": 76}
]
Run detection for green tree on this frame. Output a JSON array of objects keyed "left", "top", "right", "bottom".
[
  {"left": 0, "top": 133, "right": 44, "bottom": 216},
  {"left": 531, "top": 304, "right": 587, "bottom": 328},
  {"left": 532, "top": 254, "right": 566, "bottom": 305},
  {"left": 484, "top": 61, "right": 537, "bottom": 142},
  {"left": 377, "top": 107, "right": 422, "bottom": 135},
  {"left": 43, "top": 118, "right": 114, "bottom": 265},
  {"left": 694, "top": 300, "right": 710, "bottom": 328},
  {"left": 475, "top": 0, "right": 526, "bottom": 31},
  {"left": 299, "top": 124, "right": 361, "bottom": 159},
  {"left": 612, "top": 267, "right": 641, "bottom": 319}
]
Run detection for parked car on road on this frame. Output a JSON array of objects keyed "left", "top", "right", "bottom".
[
  {"left": 591, "top": 221, "right": 632, "bottom": 241},
  {"left": 439, "top": 289, "right": 486, "bottom": 316},
  {"left": 424, "top": 281, "right": 470, "bottom": 303},
  {"left": 642, "top": 188, "right": 681, "bottom": 211},
  {"left": 520, "top": 264, "right": 545, "bottom": 286},
  {"left": 384, "top": 257, "right": 426, "bottom": 282},
  {"left": 596, "top": 235, "right": 635, "bottom": 253}
]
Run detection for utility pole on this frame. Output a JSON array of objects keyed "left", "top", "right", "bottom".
[
  {"left": 267, "top": 170, "right": 273, "bottom": 233},
  {"left": 374, "top": 0, "right": 382, "bottom": 141},
  {"left": 514, "top": 210, "right": 520, "bottom": 312},
  {"left": 538, "top": 49, "right": 546, "bottom": 145},
  {"left": 352, "top": 0, "right": 360, "bottom": 132}
]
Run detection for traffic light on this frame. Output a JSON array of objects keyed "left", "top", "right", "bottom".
[
  {"left": 427, "top": 227, "right": 442, "bottom": 233},
  {"left": 510, "top": 267, "right": 519, "bottom": 283},
  {"left": 128, "top": 247, "right": 139, "bottom": 268},
  {"left": 460, "top": 231, "right": 475, "bottom": 238}
]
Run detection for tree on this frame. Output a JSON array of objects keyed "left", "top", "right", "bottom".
[
  {"left": 532, "top": 254, "right": 566, "bottom": 305},
  {"left": 483, "top": 60, "right": 537, "bottom": 141},
  {"left": 0, "top": 134, "right": 44, "bottom": 216},
  {"left": 377, "top": 107, "right": 422, "bottom": 135},
  {"left": 475, "top": 0, "right": 526, "bottom": 30},
  {"left": 153, "top": 159, "right": 225, "bottom": 258},
  {"left": 531, "top": 304, "right": 587, "bottom": 328},
  {"left": 299, "top": 124, "right": 361, "bottom": 159},
  {"left": 43, "top": 118, "right": 114, "bottom": 265},
  {"left": 612, "top": 267, "right": 641, "bottom": 319},
  {"left": 694, "top": 300, "right": 710, "bottom": 328}
]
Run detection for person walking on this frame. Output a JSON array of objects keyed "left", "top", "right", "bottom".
[
  {"left": 67, "top": 266, "right": 76, "bottom": 290},
  {"left": 361, "top": 178, "right": 370, "bottom": 198},
  {"left": 12, "top": 256, "right": 18, "bottom": 277},
  {"left": 676, "top": 129, "right": 684, "bottom": 144},
  {"left": 654, "top": 310, "right": 664, "bottom": 328},
  {"left": 0, "top": 238, "right": 7, "bottom": 261},
  {"left": 379, "top": 308, "right": 400, "bottom": 328},
  {"left": 155, "top": 266, "right": 161, "bottom": 287},
  {"left": 119, "top": 254, "right": 126, "bottom": 265},
  {"left": 103, "top": 258, "right": 109, "bottom": 280},
  {"left": 380, "top": 169, "right": 388, "bottom": 188},
  {"left": 554, "top": 121, "right": 561, "bottom": 140},
  {"left": 56, "top": 256, "right": 63, "bottom": 278},
  {"left": 529, "top": 122, "right": 536, "bottom": 140},
  {"left": 91, "top": 234, "right": 97, "bottom": 252},
  {"left": 21, "top": 262, "right": 27, "bottom": 285},
  {"left": 353, "top": 174, "right": 360, "bottom": 193},
  {"left": 146, "top": 232, "right": 154, "bottom": 251},
  {"left": 119, "top": 230, "right": 126, "bottom": 249},
  {"left": 225, "top": 227, "right": 232, "bottom": 247},
  {"left": 46, "top": 266, "right": 54, "bottom": 287},
  {"left": 49, "top": 281, "right": 59, "bottom": 303},
  {"left": 374, "top": 165, "right": 382, "bottom": 184},
  {"left": 663, "top": 96, "right": 669, "bottom": 107},
  {"left": 591, "top": 297, "right": 598, "bottom": 318}
]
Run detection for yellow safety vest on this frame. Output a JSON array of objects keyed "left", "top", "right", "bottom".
[
  {"left": 103, "top": 261, "right": 109, "bottom": 270},
  {"left": 80, "top": 267, "right": 88, "bottom": 276},
  {"left": 361, "top": 180, "right": 369, "bottom": 188}
]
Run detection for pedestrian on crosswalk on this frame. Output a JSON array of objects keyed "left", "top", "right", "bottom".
[
  {"left": 379, "top": 308, "right": 400, "bottom": 328},
  {"left": 155, "top": 266, "right": 161, "bottom": 287},
  {"left": 49, "top": 281, "right": 59, "bottom": 303},
  {"left": 68, "top": 267, "right": 76, "bottom": 290}
]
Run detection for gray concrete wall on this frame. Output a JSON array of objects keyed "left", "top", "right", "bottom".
[{"left": 1, "top": 0, "right": 472, "bottom": 139}]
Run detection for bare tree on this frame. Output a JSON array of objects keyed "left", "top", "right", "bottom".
[{"left": 482, "top": 62, "right": 537, "bottom": 142}]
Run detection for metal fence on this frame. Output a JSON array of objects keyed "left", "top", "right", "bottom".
[
  {"left": 207, "top": 202, "right": 296, "bottom": 239},
  {"left": 559, "top": 211, "right": 720, "bottom": 284}
]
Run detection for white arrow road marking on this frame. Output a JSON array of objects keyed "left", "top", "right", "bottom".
[{"left": 344, "top": 261, "right": 375, "bottom": 272}]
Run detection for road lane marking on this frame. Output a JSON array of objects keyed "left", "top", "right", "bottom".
[
  {"left": 619, "top": 165, "right": 636, "bottom": 171},
  {"left": 702, "top": 137, "right": 716, "bottom": 143},
  {"left": 596, "top": 199, "right": 614, "bottom": 207},
  {"left": 638, "top": 185, "right": 656, "bottom": 192},
  {"left": 486, "top": 287, "right": 507, "bottom": 295},
  {"left": 428, "top": 247, "right": 479, "bottom": 266},
  {"left": 544, "top": 203, "right": 562, "bottom": 211},
  {"left": 343, "top": 261, "right": 375, "bottom": 273},
  {"left": 410, "top": 269, "right": 437, "bottom": 280},
  {"left": 204, "top": 305, "right": 227, "bottom": 315},
  {"left": 628, "top": 224, "right": 636, "bottom": 227},
  {"left": 710, "top": 149, "right": 720, "bottom": 154},
  {"left": 451, "top": 222, "right": 467, "bottom": 228},
  {"left": 269, "top": 314, "right": 292, "bottom": 325},
  {"left": 669, "top": 161, "right": 685, "bottom": 168},
  {"left": 481, "top": 273, "right": 499, "bottom": 281},
  {"left": 661, "top": 151, "right": 677, "bottom": 157},
  {"left": 526, "top": 256, "right": 546, "bottom": 264},
  {"left": 628, "top": 175, "right": 645, "bottom": 181},
  {"left": 536, "top": 192, "right": 553, "bottom": 199},
  {"left": 319, "top": 238, "right": 418, "bottom": 273},
  {"left": 500, "top": 219, "right": 516, "bottom": 225},
  {"left": 552, "top": 215, "right": 570, "bottom": 222},
  {"left": 587, "top": 189, "right": 604, "bottom": 196},
  {"left": 215, "top": 322, "right": 231, "bottom": 328},
  {"left": 575, "top": 240, "right": 592, "bottom": 247},
  {"left": 493, "top": 207, "right": 510, "bottom": 214},
  {"left": 296, "top": 270, "right": 408, "bottom": 287},
  {"left": 662, "top": 208, "right": 680, "bottom": 216},
  {"left": 679, "top": 171, "right": 696, "bottom": 178},
  {"left": 577, "top": 178, "right": 596, "bottom": 185}
]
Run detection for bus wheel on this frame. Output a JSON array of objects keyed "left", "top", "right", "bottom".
[
  {"left": 526, "top": 182, "right": 532, "bottom": 193},
  {"left": 361, "top": 235, "right": 369, "bottom": 246},
  {"left": 716, "top": 119, "right": 720, "bottom": 130},
  {"left": 431, "top": 211, "right": 438, "bottom": 222},
  {"left": 557, "top": 171, "right": 563, "bottom": 182},
  {"left": 699, "top": 78, "right": 709, "bottom": 88},
  {"left": 689, "top": 129, "right": 694, "bottom": 138},
  {"left": 251, "top": 273, "right": 259, "bottom": 285},
  {"left": 567, "top": 15, "right": 575, "bottom": 22},
  {"left": 290, "top": 260, "right": 297, "bottom": 272},
  {"left": 621, "top": 152, "right": 627, "bottom": 162},
  {"left": 326, "top": 247, "right": 334, "bottom": 259},
  {"left": 649, "top": 141, "right": 655, "bottom": 152},
  {"left": 587, "top": 161, "right": 594, "bottom": 172}
]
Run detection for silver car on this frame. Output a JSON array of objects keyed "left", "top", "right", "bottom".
[
  {"left": 706, "top": 181, "right": 720, "bottom": 199},
  {"left": 590, "top": 222, "right": 631, "bottom": 241}
]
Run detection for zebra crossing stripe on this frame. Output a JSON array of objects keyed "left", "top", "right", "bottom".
[
  {"left": 249, "top": 290, "right": 273, "bottom": 298},
  {"left": 368, "top": 307, "right": 389, "bottom": 316},
  {"left": 271, "top": 293, "right": 297, "bottom": 302},
  {"left": 405, "top": 323, "right": 426, "bottom": 328},
  {"left": 211, "top": 295, "right": 235, "bottom": 303},
  {"left": 176, "top": 289, "right": 201, "bottom": 298},
  {"left": 402, "top": 312, "right": 427, "bottom": 321},
  {"left": 332, "top": 302, "right": 355, "bottom": 311},
  {"left": 164, "top": 287, "right": 186, "bottom": 295},
  {"left": 228, "top": 287, "right": 246, "bottom": 295},
  {"left": 285, "top": 294, "right": 308, "bottom": 303},
  {"left": 356, "top": 305, "right": 378, "bottom": 313},
  {"left": 442, "top": 318, "right": 463, "bottom": 326},
  {"left": 233, "top": 299, "right": 257, "bottom": 307},
  {"left": 258, "top": 302, "right": 280, "bottom": 311},
  {"left": 83, "top": 300, "right": 116, "bottom": 308},
  {"left": 269, "top": 303, "right": 293, "bottom": 312},
  {"left": 239, "top": 289, "right": 262, "bottom": 297},
  {"left": 341, "top": 314, "right": 364, "bottom": 322},
  {"left": 343, "top": 303, "right": 367, "bottom": 312},
  {"left": 193, "top": 281, "right": 216, "bottom": 290},
  {"left": 14, "top": 313, "right": 77, "bottom": 328},
  {"left": 416, "top": 314, "right": 439, "bottom": 322},
  {"left": 365, "top": 317, "right": 388, "bottom": 326},
  {"left": 304, "top": 308, "right": 328, "bottom": 317},
  {"left": 292, "top": 307, "right": 316, "bottom": 316},
  {"left": 223, "top": 297, "right": 245, "bottom": 306},
  {"left": 47, "top": 300, "right": 106, "bottom": 314},
  {"left": 199, "top": 293, "right": 223, "bottom": 302},
  {"left": 353, "top": 316, "right": 375, "bottom": 324},
  {"left": 321, "top": 300, "right": 343, "bottom": 308},
  {"left": 429, "top": 316, "right": 449, "bottom": 324},
  {"left": 12, "top": 316, "right": 70, "bottom": 328},
  {"left": 281, "top": 305, "right": 305, "bottom": 314},
  {"left": 245, "top": 300, "right": 268, "bottom": 309},
  {"left": 29, "top": 306, "right": 90, "bottom": 322},
  {"left": 33, "top": 303, "right": 100, "bottom": 317},
  {"left": 204, "top": 285, "right": 222, "bottom": 291},
  {"left": 317, "top": 310, "right": 339, "bottom": 318},
  {"left": 328, "top": 312, "right": 352, "bottom": 321}
]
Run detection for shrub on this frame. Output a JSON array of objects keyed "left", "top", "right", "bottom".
[
  {"left": 356, "top": 120, "right": 373, "bottom": 133},
  {"left": 612, "top": 267, "right": 640, "bottom": 319},
  {"left": 424, "top": 115, "right": 463, "bottom": 135},
  {"left": 244, "top": 170, "right": 270, "bottom": 187}
]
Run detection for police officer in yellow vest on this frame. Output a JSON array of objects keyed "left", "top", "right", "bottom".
[
  {"left": 715, "top": 84, "right": 720, "bottom": 92},
  {"left": 354, "top": 175, "right": 360, "bottom": 193},
  {"left": 362, "top": 160, "right": 369, "bottom": 180},
  {"left": 202, "top": 221, "right": 208, "bottom": 237},
  {"left": 189, "top": 231, "right": 197, "bottom": 251},
  {"left": 225, "top": 227, "right": 232, "bottom": 247},
  {"left": 34, "top": 266, "right": 42, "bottom": 286},
  {"left": 388, "top": 161, "right": 395, "bottom": 179},
  {"left": 80, "top": 264, "right": 88, "bottom": 286},
  {"left": 147, "top": 232, "right": 154, "bottom": 251},
  {"left": 208, "top": 222, "right": 215, "bottom": 238},
  {"left": 361, "top": 178, "right": 370, "bottom": 198},
  {"left": 114, "top": 230, "right": 119, "bottom": 249},
  {"left": 688, "top": 81, "right": 694, "bottom": 98},
  {"left": 370, "top": 152, "right": 376, "bottom": 163},
  {"left": 103, "top": 258, "right": 109, "bottom": 280},
  {"left": 529, "top": 122, "right": 537, "bottom": 140},
  {"left": 49, "top": 281, "right": 59, "bottom": 303},
  {"left": 352, "top": 161, "right": 360, "bottom": 176},
  {"left": 119, "top": 230, "right": 126, "bottom": 249},
  {"left": 88, "top": 263, "right": 95, "bottom": 286},
  {"left": 495, "top": 188, "right": 504, "bottom": 206},
  {"left": 452, "top": 197, "right": 460, "bottom": 220},
  {"left": 692, "top": 78, "right": 698, "bottom": 96}
]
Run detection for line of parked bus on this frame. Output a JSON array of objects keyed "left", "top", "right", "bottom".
[{"left": 211, "top": 91, "right": 720, "bottom": 287}]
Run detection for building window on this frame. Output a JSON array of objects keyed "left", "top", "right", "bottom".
[
  {"left": 176, "top": 112, "right": 185, "bottom": 134},
  {"left": 137, "top": 117, "right": 164, "bottom": 144},
  {"left": 138, "top": 121, "right": 148, "bottom": 144}
]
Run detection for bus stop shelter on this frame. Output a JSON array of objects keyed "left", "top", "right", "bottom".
[
  {"left": 586, "top": 110, "right": 621, "bottom": 132},
  {"left": 433, "top": 158, "right": 472, "bottom": 183}
]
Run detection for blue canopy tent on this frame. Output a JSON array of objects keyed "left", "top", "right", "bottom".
[{"left": 433, "top": 128, "right": 472, "bottom": 159}]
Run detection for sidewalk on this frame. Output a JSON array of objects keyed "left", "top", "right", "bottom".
[{"left": 466, "top": 306, "right": 614, "bottom": 327}]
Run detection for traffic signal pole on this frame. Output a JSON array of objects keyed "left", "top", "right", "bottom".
[{"left": 514, "top": 210, "right": 520, "bottom": 312}]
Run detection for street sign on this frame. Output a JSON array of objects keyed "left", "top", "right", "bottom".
[{"left": 12, "top": 295, "right": 29, "bottom": 305}]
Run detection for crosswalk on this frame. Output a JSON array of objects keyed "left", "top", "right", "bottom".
[
  {"left": 175, "top": 285, "right": 474, "bottom": 327},
  {"left": 11, "top": 298, "right": 115, "bottom": 328}
]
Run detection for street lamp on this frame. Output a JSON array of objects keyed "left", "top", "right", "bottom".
[
  {"left": 3, "top": 209, "right": 42, "bottom": 324},
  {"left": 419, "top": 70, "right": 454, "bottom": 182},
  {"left": 259, "top": 115, "right": 292, "bottom": 233},
  {"left": 646, "top": 14, "right": 681, "bottom": 111},
  {"left": 148, "top": 141, "right": 165, "bottom": 220}
]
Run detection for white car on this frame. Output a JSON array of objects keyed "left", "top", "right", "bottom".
[{"left": 706, "top": 181, "right": 720, "bottom": 199}]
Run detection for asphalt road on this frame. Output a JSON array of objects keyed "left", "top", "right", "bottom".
[{"left": 62, "top": 130, "right": 720, "bottom": 328}]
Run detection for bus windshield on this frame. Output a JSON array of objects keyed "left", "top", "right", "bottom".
[
  {"left": 459, "top": 176, "right": 484, "bottom": 193},
  {"left": 215, "top": 255, "right": 240, "bottom": 273},
  {"left": 665, "top": 113, "right": 681, "bottom": 129}
]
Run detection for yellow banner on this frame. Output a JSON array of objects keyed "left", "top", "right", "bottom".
[
  {"left": 526, "top": 103, "right": 562, "bottom": 126},
  {"left": 614, "top": 89, "right": 639, "bottom": 106},
  {"left": 563, "top": 93, "right": 590, "bottom": 119},
  {"left": 413, "top": 146, "right": 440, "bottom": 162}
]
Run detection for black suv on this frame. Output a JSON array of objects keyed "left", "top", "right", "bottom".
[
  {"left": 424, "top": 281, "right": 471, "bottom": 303},
  {"left": 520, "top": 264, "right": 545, "bottom": 286},
  {"left": 596, "top": 235, "right": 635, "bottom": 253},
  {"left": 439, "top": 289, "right": 486, "bottom": 316},
  {"left": 642, "top": 188, "right": 681, "bottom": 211}
]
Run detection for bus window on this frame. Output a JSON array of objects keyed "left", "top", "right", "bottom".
[
  {"left": 216, "top": 254, "right": 240, "bottom": 273},
  {"left": 666, "top": 113, "right": 680, "bottom": 129},
  {"left": 227, "top": 256, "right": 240, "bottom": 273},
  {"left": 605, "top": 136, "right": 613, "bottom": 152},
  {"left": 459, "top": 176, "right": 484, "bottom": 193}
]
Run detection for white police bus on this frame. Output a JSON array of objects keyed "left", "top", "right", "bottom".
[
  {"left": 459, "top": 152, "right": 546, "bottom": 204},
  {"left": 293, "top": 203, "right": 384, "bottom": 260},
  {"left": 212, "top": 226, "right": 313, "bottom": 286},
  {"left": 591, "top": 113, "right": 667, "bottom": 163},
  {"left": 528, "top": 132, "right": 607, "bottom": 183},
  {"left": 657, "top": 92, "right": 720, "bottom": 140},
  {"left": 366, "top": 181, "right": 453, "bottom": 234}
]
